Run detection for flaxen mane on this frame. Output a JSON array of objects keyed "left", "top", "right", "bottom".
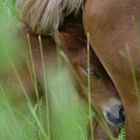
[{"left": 16, "top": 0, "right": 83, "bottom": 34}]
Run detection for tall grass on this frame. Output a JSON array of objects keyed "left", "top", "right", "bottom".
[{"left": 0, "top": 1, "right": 125, "bottom": 140}]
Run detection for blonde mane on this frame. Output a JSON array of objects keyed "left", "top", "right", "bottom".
[{"left": 16, "top": 0, "right": 83, "bottom": 34}]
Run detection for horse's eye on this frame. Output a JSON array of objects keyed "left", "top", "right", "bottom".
[{"left": 87, "top": 69, "right": 99, "bottom": 79}]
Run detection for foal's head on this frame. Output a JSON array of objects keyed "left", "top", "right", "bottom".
[{"left": 60, "top": 33, "right": 125, "bottom": 127}]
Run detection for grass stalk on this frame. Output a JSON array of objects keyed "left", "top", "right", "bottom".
[
  {"left": 38, "top": 36, "right": 51, "bottom": 140},
  {"left": 87, "top": 33, "right": 94, "bottom": 140},
  {"left": 125, "top": 44, "right": 140, "bottom": 107}
]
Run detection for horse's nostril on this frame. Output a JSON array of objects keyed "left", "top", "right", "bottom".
[
  {"left": 119, "top": 107, "right": 125, "bottom": 121},
  {"left": 106, "top": 105, "right": 125, "bottom": 126}
]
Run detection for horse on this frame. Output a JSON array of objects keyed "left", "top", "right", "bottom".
[
  {"left": 83, "top": 0, "right": 140, "bottom": 139},
  {"left": 14, "top": 0, "right": 125, "bottom": 139}
]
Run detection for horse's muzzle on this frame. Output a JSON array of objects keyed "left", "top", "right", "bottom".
[{"left": 105, "top": 105, "right": 125, "bottom": 126}]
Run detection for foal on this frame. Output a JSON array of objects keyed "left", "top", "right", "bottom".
[{"left": 60, "top": 33, "right": 124, "bottom": 139}]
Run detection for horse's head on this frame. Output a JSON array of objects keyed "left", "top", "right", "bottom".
[{"left": 60, "top": 33, "right": 125, "bottom": 127}]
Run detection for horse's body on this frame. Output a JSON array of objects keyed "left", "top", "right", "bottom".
[{"left": 83, "top": 0, "right": 140, "bottom": 139}]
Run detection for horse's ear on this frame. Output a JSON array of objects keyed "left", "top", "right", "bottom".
[
  {"left": 60, "top": 33, "right": 87, "bottom": 63},
  {"left": 60, "top": 33, "right": 85, "bottom": 53}
]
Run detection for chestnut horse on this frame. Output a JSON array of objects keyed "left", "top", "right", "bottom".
[
  {"left": 15, "top": 0, "right": 125, "bottom": 139},
  {"left": 83, "top": 0, "right": 140, "bottom": 139}
]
